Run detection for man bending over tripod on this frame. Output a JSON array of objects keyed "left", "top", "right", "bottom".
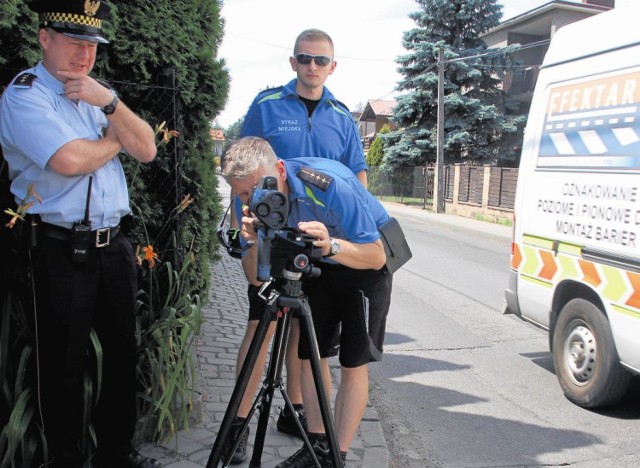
[{"left": 221, "top": 136, "right": 393, "bottom": 467}]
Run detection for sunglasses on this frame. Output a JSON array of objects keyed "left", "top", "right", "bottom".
[{"left": 295, "top": 53, "right": 333, "bottom": 67}]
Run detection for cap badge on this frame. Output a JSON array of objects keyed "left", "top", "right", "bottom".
[{"left": 84, "top": 0, "right": 101, "bottom": 17}]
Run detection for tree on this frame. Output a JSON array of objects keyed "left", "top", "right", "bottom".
[
  {"left": 353, "top": 101, "right": 367, "bottom": 113},
  {"left": 98, "top": 0, "right": 229, "bottom": 294},
  {"left": 366, "top": 124, "right": 392, "bottom": 167},
  {"left": 224, "top": 116, "right": 244, "bottom": 150},
  {"left": 0, "top": 1, "right": 40, "bottom": 81},
  {"left": 384, "top": 0, "right": 525, "bottom": 170}
]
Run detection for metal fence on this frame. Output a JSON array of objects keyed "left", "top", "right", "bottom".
[
  {"left": 369, "top": 165, "right": 518, "bottom": 213},
  {"left": 369, "top": 166, "right": 430, "bottom": 203},
  {"left": 111, "top": 75, "right": 187, "bottom": 262}
]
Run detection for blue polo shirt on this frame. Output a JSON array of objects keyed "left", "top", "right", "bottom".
[
  {"left": 240, "top": 79, "right": 367, "bottom": 176},
  {"left": 284, "top": 157, "right": 388, "bottom": 243},
  {"left": 0, "top": 62, "right": 130, "bottom": 229}
]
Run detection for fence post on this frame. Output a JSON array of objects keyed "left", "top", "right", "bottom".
[
  {"left": 482, "top": 165, "right": 491, "bottom": 210},
  {"left": 452, "top": 164, "right": 461, "bottom": 212},
  {"left": 423, "top": 165, "right": 429, "bottom": 210}
]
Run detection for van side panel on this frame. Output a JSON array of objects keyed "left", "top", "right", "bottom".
[{"left": 512, "top": 43, "right": 640, "bottom": 374}]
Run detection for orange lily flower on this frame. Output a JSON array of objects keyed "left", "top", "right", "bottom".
[{"left": 142, "top": 245, "right": 159, "bottom": 268}]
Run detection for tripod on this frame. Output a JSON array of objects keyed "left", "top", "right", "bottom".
[{"left": 206, "top": 267, "right": 343, "bottom": 468}]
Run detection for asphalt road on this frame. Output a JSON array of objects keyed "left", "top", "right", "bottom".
[{"left": 371, "top": 203, "right": 640, "bottom": 468}]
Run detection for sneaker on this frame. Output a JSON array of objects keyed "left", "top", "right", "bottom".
[
  {"left": 276, "top": 406, "right": 308, "bottom": 439},
  {"left": 221, "top": 419, "right": 249, "bottom": 465},
  {"left": 275, "top": 438, "right": 332, "bottom": 468}
]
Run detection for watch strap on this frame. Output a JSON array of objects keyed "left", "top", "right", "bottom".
[
  {"left": 326, "top": 237, "right": 340, "bottom": 257},
  {"left": 101, "top": 93, "right": 119, "bottom": 115}
]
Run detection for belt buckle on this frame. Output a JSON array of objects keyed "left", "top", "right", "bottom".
[{"left": 96, "top": 227, "right": 111, "bottom": 248}]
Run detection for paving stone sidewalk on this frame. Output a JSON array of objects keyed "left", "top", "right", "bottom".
[{"left": 136, "top": 250, "right": 391, "bottom": 468}]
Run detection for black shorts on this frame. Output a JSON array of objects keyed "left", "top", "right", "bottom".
[{"left": 297, "top": 264, "right": 393, "bottom": 368}]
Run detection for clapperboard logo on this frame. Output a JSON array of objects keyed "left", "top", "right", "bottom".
[{"left": 538, "top": 69, "right": 640, "bottom": 170}]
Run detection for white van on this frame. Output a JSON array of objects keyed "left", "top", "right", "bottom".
[{"left": 504, "top": 4, "right": 640, "bottom": 408}]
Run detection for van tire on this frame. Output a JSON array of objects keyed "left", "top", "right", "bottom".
[{"left": 552, "top": 298, "right": 630, "bottom": 408}]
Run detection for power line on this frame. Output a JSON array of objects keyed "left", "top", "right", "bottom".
[
  {"left": 225, "top": 32, "right": 401, "bottom": 62},
  {"left": 370, "top": 40, "right": 550, "bottom": 103},
  {"left": 446, "top": 39, "right": 551, "bottom": 63}
]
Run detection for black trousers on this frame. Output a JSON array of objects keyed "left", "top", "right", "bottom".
[{"left": 31, "top": 234, "right": 138, "bottom": 467}]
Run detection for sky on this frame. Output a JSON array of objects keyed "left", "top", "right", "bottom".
[{"left": 215, "top": 0, "right": 632, "bottom": 128}]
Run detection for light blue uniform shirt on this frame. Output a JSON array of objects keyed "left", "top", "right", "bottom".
[{"left": 0, "top": 62, "right": 130, "bottom": 229}]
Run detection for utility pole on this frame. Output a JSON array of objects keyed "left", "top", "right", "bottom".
[{"left": 434, "top": 46, "right": 445, "bottom": 213}]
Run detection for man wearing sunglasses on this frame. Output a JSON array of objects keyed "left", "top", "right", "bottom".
[
  {"left": 222, "top": 29, "right": 368, "bottom": 465},
  {"left": 241, "top": 28, "right": 367, "bottom": 186}
]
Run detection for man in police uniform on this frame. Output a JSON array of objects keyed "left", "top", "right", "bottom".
[
  {"left": 0, "top": 1, "right": 159, "bottom": 467},
  {"left": 221, "top": 137, "right": 393, "bottom": 468}
]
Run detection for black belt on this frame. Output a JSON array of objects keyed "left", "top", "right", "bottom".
[{"left": 40, "top": 222, "right": 120, "bottom": 248}]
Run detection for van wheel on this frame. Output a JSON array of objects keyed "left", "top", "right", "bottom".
[{"left": 552, "top": 298, "right": 630, "bottom": 408}]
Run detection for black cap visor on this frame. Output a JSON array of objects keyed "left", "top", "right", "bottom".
[{"left": 50, "top": 24, "right": 109, "bottom": 44}]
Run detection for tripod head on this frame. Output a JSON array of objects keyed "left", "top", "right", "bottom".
[{"left": 250, "top": 176, "right": 322, "bottom": 282}]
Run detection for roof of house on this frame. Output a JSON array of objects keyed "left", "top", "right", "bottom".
[
  {"left": 367, "top": 99, "right": 396, "bottom": 117},
  {"left": 485, "top": 1, "right": 611, "bottom": 36},
  {"left": 209, "top": 129, "right": 225, "bottom": 141},
  {"left": 359, "top": 99, "right": 396, "bottom": 122}
]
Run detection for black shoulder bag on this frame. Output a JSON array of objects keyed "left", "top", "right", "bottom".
[{"left": 378, "top": 217, "right": 412, "bottom": 274}]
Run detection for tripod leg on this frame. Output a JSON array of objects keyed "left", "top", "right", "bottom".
[
  {"left": 296, "top": 296, "right": 344, "bottom": 468},
  {"left": 249, "top": 307, "right": 313, "bottom": 466},
  {"left": 206, "top": 296, "right": 278, "bottom": 468},
  {"left": 248, "top": 309, "right": 290, "bottom": 466}
]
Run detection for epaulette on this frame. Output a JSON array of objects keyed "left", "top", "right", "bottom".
[
  {"left": 13, "top": 73, "right": 37, "bottom": 89},
  {"left": 297, "top": 166, "right": 333, "bottom": 192},
  {"left": 95, "top": 78, "right": 113, "bottom": 90}
]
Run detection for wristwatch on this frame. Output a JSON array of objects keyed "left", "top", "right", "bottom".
[
  {"left": 101, "top": 93, "right": 119, "bottom": 115},
  {"left": 326, "top": 238, "right": 341, "bottom": 257}
]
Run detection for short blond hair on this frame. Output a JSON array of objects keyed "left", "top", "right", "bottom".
[
  {"left": 293, "top": 29, "right": 334, "bottom": 55},
  {"left": 221, "top": 136, "right": 278, "bottom": 180}
]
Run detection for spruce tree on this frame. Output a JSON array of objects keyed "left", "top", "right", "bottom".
[{"left": 384, "top": 0, "right": 525, "bottom": 170}]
